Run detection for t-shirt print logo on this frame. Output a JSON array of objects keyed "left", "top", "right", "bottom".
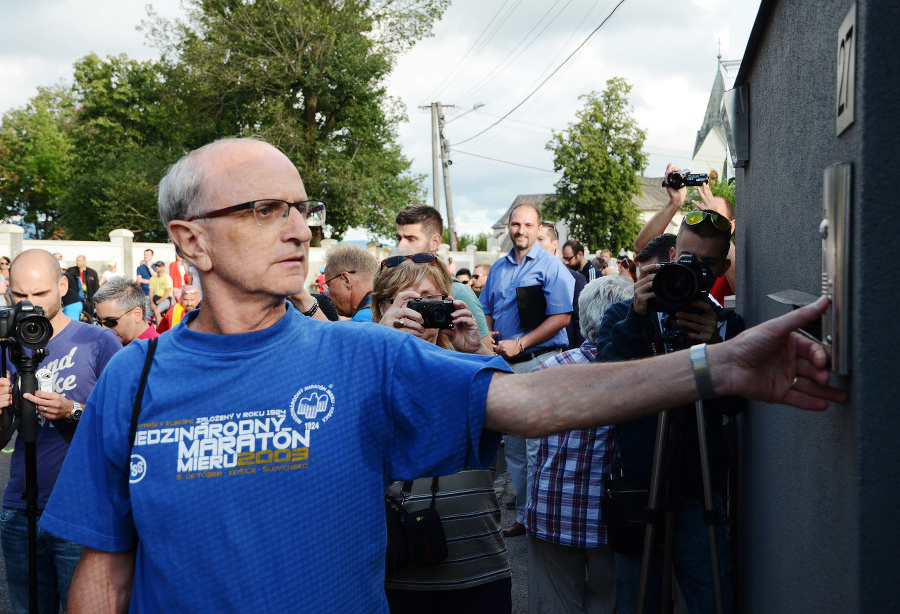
[
  {"left": 298, "top": 393, "right": 328, "bottom": 419},
  {"left": 289, "top": 384, "right": 335, "bottom": 428}
]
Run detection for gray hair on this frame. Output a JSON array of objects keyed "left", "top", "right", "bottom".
[
  {"left": 158, "top": 137, "right": 267, "bottom": 228},
  {"left": 579, "top": 275, "right": 635, "bottom": 344},
  {"left": 91, "top": 277, "right": 150, "bottom": 318},
  {"left": 324, "top": 243, "right": 378, "bottom": 281}
]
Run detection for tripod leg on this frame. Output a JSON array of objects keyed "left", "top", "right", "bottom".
[
  {"left": 637, "top": 410, "right": 670, "bottom": 614},
  {"left": 694, "top": 401, "right": 725, "bottom": 614},
  {"left": 660, "top": 510, "right": 675, "bottom": 614}
]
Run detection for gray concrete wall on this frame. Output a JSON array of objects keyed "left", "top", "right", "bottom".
[{"left": 734, "top": 0, "right": 899, "bottom": 612}]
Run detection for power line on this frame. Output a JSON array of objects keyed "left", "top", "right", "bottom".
[
  {"left": 422, "top": 0, "right": 522, "bottom": 103},
  {"left": 454, "top": 0, "right": 629, "bottom": 147},
  {"left": 455, "top": 0, "right": 572, "bottom": 104},
  {"left": 454, "top": 149, "right": 558, "bottom": 173}
]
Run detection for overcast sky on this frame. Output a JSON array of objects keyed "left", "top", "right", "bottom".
[{"left": 0, "top": 0, "right": 761, "bottom": 241}]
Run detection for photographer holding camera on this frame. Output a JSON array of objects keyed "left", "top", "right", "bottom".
[
  {"left": 0, "top": 249, "right": 121, "bottom": 614},
  {"left": 372, "top": 251, "right": 510, "bottom": 612},
  {"left": 595, "top": 213, "right": 741, "bottom": 614}
]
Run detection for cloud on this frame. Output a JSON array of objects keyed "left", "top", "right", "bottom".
[{"left": 0, "top": 0, "right": 760, "bottom": 237}]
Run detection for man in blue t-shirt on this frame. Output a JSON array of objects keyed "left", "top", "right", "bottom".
[
  {"left": 0, "top": 249, "right": 121, "bottom": 614},
  {"left": 479, "top": 202, "right": 574, "bottom": 537},
  {"left": 135, "top": 248, "right": 154, "bottom": 296},
  {"left": 38, "top": 139, "right": 842, "bottom": 612}
]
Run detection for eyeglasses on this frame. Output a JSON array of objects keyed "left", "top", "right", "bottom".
[
  {"left": 683, "top": 210, "right": 732, "bottom": 233},
  {"left": 379, "top": 253, "right": 437, "bottom": 270},
  {"left": 561, "top": 254, "right": 577, "bottom": 262},
  {"left": 99, "top": 310, "right": 133, "bottom": 329},
  {"left": 324, "top": 270, "right": 356, "bottom": 286},
  {"left": 471, "top": 274, "right": 483, "bottom": 280},
  {"left": 390, "top": 294, "right": 446, "bottom": 304},
  {"left": 186, "top": 199, "right": 326, "bottom": 227}
]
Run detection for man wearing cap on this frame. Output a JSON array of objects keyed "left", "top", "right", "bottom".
[
  {"left": 149, "top": 261, "right": 174, "bottom": 323},
  {"left": 99, "top": 259, "right": 123, "bottom": 287}
]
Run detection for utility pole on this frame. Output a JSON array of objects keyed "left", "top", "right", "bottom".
[
  {"left": 437, "top": 103, "right": 459, "bottom": 251},
  {"left": 419, "top": 102, "right": 460, "bottom": 249},
  {"left": 429, "top": 104, "right": 440, "bottom": 209}
]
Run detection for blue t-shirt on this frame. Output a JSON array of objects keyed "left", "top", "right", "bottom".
[
  {"left": 3, "top": 320, "right": 121, "bottom": 509},
  {"left": 479, "top": 242, "right": 575, "bottom": 349},
  {"left": 136, "top": 264, "right": 152, "bottom": 296},
  {"left": 41, "top": 306, "right": 508, "bottom": 612}
]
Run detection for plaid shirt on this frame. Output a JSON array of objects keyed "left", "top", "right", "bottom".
[{"left": 524, "top": 342, "right": 616, "bottom": 547}]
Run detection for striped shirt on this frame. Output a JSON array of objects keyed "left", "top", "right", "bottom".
[
  {"left": 384, "top": 469, "right": 510, "bottom": 591},
  {"left": 524, "top": 342, "right": 616, "bottom": 547}
]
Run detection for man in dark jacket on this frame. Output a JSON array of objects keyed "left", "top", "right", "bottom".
[
  {"left": 67, "top": 255, "right": 100, "bottom": 313},
  {"left": 594, "top": 212, "right": 742, "bottom": 614}
]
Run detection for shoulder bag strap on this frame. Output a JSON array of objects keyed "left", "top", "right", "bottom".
[{"left": 129, "top": 337, "right": 158, "bottom": 452}]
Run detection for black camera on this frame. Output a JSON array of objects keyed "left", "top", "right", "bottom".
[
  {"left": 0, "top": 302, "right": 52, "bottom": 350},
  {"left": 664, "top": 170, "right": 709, "bottom": 189},
  {"left": 408, "top": 299, "right": 454, "bottom": 329},
  {"left": 651, "top": 254, "right": 715, "bottom": 314}
]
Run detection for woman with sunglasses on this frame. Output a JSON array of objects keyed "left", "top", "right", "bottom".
[{"left": 372, "top": 251, "right": 511, "bottom": 613}]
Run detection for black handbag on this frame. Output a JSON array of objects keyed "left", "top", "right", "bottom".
[
  {"left": 385, "top": 476, "right": 448, "bottom": 573},
  {"left": 600, "top": 476, "right": 650, "bottom": 556}
]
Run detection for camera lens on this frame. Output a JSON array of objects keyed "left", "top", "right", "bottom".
[
  {"left": 426, "top": 306, "right": 451, "bottom": 328},
  {"left": 17, "top": 316, "right": 52, "bottom": 349},
  {"left": 652, "top": 264, "right": 698, "bottom": 312}
]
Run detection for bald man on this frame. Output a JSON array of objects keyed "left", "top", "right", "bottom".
[
  {"left": 156, "top": 284, "right": 201, "bottom": 333},
  {"left": 0, "top": 249, "right": 121, "bottom": 614},
  {"left": 40, "top": 139, "right": 842, "bottom": 612}
]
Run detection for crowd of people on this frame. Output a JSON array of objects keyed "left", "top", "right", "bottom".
[{"left": 0, "top": 138, "right": 843, "bottom": 614}]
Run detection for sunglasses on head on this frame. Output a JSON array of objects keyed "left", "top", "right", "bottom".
[
  {"left": 683, "top": 210, "right": 732, "bottom": 233},
  {"left": 379, "top": 253, "right": 437, "bottom": 270}
]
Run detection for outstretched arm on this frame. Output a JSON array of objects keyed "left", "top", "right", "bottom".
[
  {"left": 485, "top": 296, "right": 845, "bottom": 437},
  {"left": 68, "top": 548, "right": 134, "bottom": 613},
  {"left": 634, "top": 162, "right": 686, "bottom": 253}
]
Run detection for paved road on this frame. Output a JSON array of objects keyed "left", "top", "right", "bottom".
[{"left": 0, "top": 435, "right": 14, "bottom": 614}]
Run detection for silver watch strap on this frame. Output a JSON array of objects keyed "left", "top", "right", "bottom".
[{"left": 690, "top": 343, "right": 717, "bottom": 400}]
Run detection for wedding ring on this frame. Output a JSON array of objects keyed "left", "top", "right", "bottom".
[
  {"left": 392, "top": 319, "right": 404, "bottom": 329},
  {"left": 790, "top": 376, "right": 799, "bottom": 389}
]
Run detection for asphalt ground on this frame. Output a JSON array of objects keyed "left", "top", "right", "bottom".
[{"left": 0, "top": 434, "right": 14, "bottom": 614}]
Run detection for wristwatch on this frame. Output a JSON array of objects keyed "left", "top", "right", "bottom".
[{"left": 69, "top": 402, "right": 84, "bottom": 422}]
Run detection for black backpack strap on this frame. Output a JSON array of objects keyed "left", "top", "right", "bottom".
[{"left": 129, "top": 337, "right": 158, "bottom": 452}]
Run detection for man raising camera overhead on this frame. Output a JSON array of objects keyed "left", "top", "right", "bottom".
[
  {"left": 0, "top": 249, "right": 121, "bottom": 614},
  {"left": 595, "top": 211, "right": 741, "bottom": 614}
]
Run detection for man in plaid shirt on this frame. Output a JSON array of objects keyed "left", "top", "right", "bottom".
[{"left": 525, "top": 275, "right": 635, "bottom": 614}]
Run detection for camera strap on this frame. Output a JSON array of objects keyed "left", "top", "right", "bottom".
[{"left": 644, "top": 316, "right": 663, "bottom": 357}]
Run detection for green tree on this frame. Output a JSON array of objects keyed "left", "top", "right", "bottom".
[
  {"left": 56, "top": 54, "right": 201, "bottom": 241},
  {"left": 544, "top": 78, "right": 648, "bottom": 253},
  {"left": 0, "top": 86, "right": 76, "bottom": 238},
  {"left": 143, "top": 0, "right": 444, "bottom": 241}
]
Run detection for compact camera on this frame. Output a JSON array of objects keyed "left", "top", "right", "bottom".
[
  {"left": 664, "top": 170, "right": 709, "bottom": 189},
  {"left": 651, "top": 253, "right": 715, "bottom": 314},
  {"left": 408, "top": 299, "right": 454, "bottom": 329},
  {"left": 0, "top": 302, "right": 52, "bottom": 350}
]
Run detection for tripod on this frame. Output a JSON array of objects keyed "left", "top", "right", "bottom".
[
  {"left": 3, "top": 342, "right": 48, "bottom": 614},
  {"left": 636, "top": 335, "right": 726, "bottom": 614}
]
